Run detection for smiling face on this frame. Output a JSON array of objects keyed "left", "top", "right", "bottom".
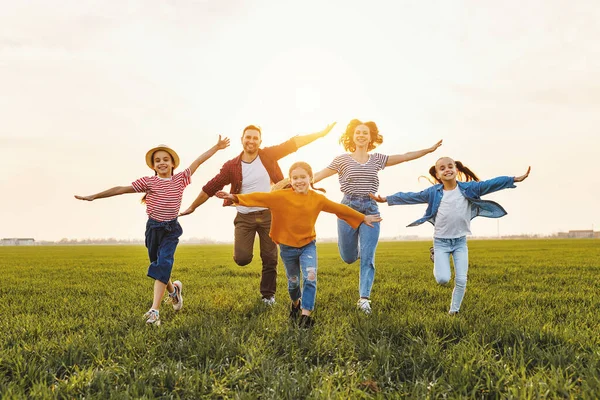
[
  {"left": 241, "top": 128, "right": 262, "bottom": 156},
  {"left": 290, "top": 167, "right": 311, "bottom": 194},
  {"left": 353, "top": 124, "right": 371, "bottom": 149},
  {"left": 435, "top": 157, "right": 457, "bottom": 183},
  {"left": 152, "top": 150, "right": 175, "bottom": 178}
]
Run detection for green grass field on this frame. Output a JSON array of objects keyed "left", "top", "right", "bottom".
[{"left": 1, "top": 239, "right": 599, "bottom": 399}]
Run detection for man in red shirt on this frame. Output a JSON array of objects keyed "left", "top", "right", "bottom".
[{"left": 180, "top": 123, "right": 335, "bottom": 305}]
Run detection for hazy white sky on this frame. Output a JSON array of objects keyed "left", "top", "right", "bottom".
[{"left": 1, "top": 0, "right": 599, "bottom": 242}]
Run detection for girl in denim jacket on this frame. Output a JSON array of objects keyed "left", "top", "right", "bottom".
[
  {"left": 75, "top": 136, "right": 230, "bottom": 325},
  {"left": 371, "top": 157, "right": 530, "bottom": 315}
]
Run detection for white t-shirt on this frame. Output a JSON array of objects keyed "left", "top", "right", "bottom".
[
  {"left": 434, "top": 187, "right": 472, "bottom": 239},
  {"left": 237, "top": 155, "right": 271, "bottom": 214}
]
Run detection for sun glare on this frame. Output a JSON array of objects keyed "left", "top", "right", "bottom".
[{"left": 294, "top": 86, "right": 321, "bottom": 113}]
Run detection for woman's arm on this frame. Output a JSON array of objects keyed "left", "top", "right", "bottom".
[
  {"left": 386, "top": 140, "right": 442, "bottom": 167},
  {"left": 74, "top": 186, "right": 136, "bottom": 201},
  {"left": 312, "top": 167, "right": 337, "bottom": 184}
]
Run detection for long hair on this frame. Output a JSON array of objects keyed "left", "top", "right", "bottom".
[
  {"left": 142, "top": 151, "right": 175, "bottom": 203},
  {"left": 339, "top": 119, "right": 383, "bottom": 152},
  {"left": 424, "top": 158, "right": 479, "bottom": 185},
  {"left": 280, "top": 161, "right": 326, "bottom": 193}
]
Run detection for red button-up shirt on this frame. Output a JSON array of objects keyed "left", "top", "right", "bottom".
[{"left": 202, "top": 138, "right": 298, "bottom": 206}]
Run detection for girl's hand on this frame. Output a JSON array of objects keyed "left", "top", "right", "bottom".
[
  {"left": 74, "top": 195, "right": 94, "bottom": 201},
  {"left": 215, "top": 191, "right": 234, "bottom": 200},
  {"left": 514, "top": 166, "right": 531, "bottom": 182},
  {"left": 369, "top": 193, "right": 387, "bottom": 203},
  {"left": 216, "top": 135, "right": 231, "bottom": 150},
  {"left": 363, "top": 214, "right": 382, "bottom": 228},
  {"left": 320, "top": 122, "right": 337, "bottom": 138},
  {"left": 429, "top": 139, "right": 443, "bottom": 153}
]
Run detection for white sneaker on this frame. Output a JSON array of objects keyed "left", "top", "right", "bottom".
[
  {"left": 357, "top": 298, "right": 372, "bottom": 315},
  {"left": 169, "top": 280, "right": 183, "bottom": 311},
  {"left": 262, "top": 296, "right": 276, "bottom": 306},
  {"left": 144, "top": 309, "right": 161, "bottom": 326}
]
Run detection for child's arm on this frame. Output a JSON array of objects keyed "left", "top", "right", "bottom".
[
  {"left": 321, "top": 198, "right": 382, "bottom": 228},
  {"left": 514, "top": 167, "right": 531, "bottom": 183},
  {"left": 188, "top": 135, "right": 230, "bottom": 175},
  {"left": 370, "top": 189, "right": 430, "bottom": 206},
  {"left": 215, "top": 191, "right": 276, "bottom": 209},
  {"left": 386, "top": 140, "right": 443, "bottom": 167},
  {"left": 475, "top": 167, "right": 530, "bottom": 196},
  {"left": 74, "top": 186, "right": 136, "bottom": 201}
]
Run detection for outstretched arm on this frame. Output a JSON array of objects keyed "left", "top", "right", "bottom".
[
  {"left": 514, "top": 166, "right": 531, "bottom": 183},
  {"left": 370, "top": 189, "right": 430, "bottom": 205},
  {"left": 74, "top": 186, "right": 136, "bottom": 201},
  {"left": 189, "top": 135, "right": 230, "bottom": 175},
  {"left": 179, "top": 191, "right": 210, "bottom": 216},
  {"left": 216, "top": 191, "right": 275, "bottom": 208},
  {"left": 312, "top": 167, "right": 337, "bottom": 184},
  {"left": 292, "top": 122, "right": 336, "bottom": 149},
  {"left": 386, "top": 140, "right": 443, "bottom": 167},
  {"left": 474, "top": 167, "right": 531, "bottom": 196}
]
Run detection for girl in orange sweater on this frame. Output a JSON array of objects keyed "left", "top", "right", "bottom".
[{"left": 216, "top": 161, "right": 381, "bottom": 328}]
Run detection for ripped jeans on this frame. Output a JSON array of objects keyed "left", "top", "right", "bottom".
[{"left": 279, "top": 241, "right": 317, "bottom": 311}]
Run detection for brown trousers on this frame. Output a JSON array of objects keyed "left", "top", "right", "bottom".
[{"left": 233, "top": 209, "right": 278, "bottom": 298}]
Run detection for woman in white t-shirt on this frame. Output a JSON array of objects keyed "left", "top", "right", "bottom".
[
  {"left": 371, "top": 157, "right": 531, "bottom": 315},
  {"left": 313, "top": 119, "right": 442, "bottom": 314}
]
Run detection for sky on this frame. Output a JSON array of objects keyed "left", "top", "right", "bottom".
[{"left": 1, "top": 0, "right": 599, "bottom": 242}]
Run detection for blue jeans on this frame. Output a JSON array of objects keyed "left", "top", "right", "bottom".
[
  {"left": 279, "top": 241, "right": 317, "bottom": 311},
  {"left": 145, "top": 218, "right": 183, "bottom": 284},
  {"left": 433, "top": 236, "right": 468, "bottom": 313},
  {"left": 338, "top": 194, "right": 380, "bottom": 298}
]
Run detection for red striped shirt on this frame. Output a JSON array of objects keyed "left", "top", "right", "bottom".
[{"left": 132, "top": 168, "right": 191, "bottom": 222}]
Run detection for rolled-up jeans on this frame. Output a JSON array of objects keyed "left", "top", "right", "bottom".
[
  {"left": 145, "top": 218, "right": 183, "bottom": 284},
  {"left": 279, "top": 241, "right": 317, "bottom": 311},
  {"left": 433, "top": 236, "right": 468, "bottom": 313},
  {"left": 337, "top": 194, "right": 380, "bottom": 298}
]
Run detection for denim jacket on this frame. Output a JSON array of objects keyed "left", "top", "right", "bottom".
[{"left": 386, "top": 176, "right": 516, "bottom": 227}]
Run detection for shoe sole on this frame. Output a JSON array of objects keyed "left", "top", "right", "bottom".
[{"left": 172, "top": 281, "right": 183, "bottom": 311}]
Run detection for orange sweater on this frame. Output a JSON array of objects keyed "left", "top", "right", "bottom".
[{"left": 235, "top": 189, "right": 365, "bottom": 247}]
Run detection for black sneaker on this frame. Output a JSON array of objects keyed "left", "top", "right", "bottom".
[
  {"left": 289, "top": 301, "right": 301, "bottom": 321},
  {"left": 298, "top": 314, "right": 314, "bottom": 329},
  {"left": 429, "top": 246, "right": 435, "bottom": 263}
]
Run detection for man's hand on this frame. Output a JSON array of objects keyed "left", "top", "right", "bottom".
[{"left": 320, "top": 122, "right": 337, "bottom": 138}]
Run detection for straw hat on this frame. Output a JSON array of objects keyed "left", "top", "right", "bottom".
[{"left": 145, "top": 144, "right": 180, "bottom": 169}]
